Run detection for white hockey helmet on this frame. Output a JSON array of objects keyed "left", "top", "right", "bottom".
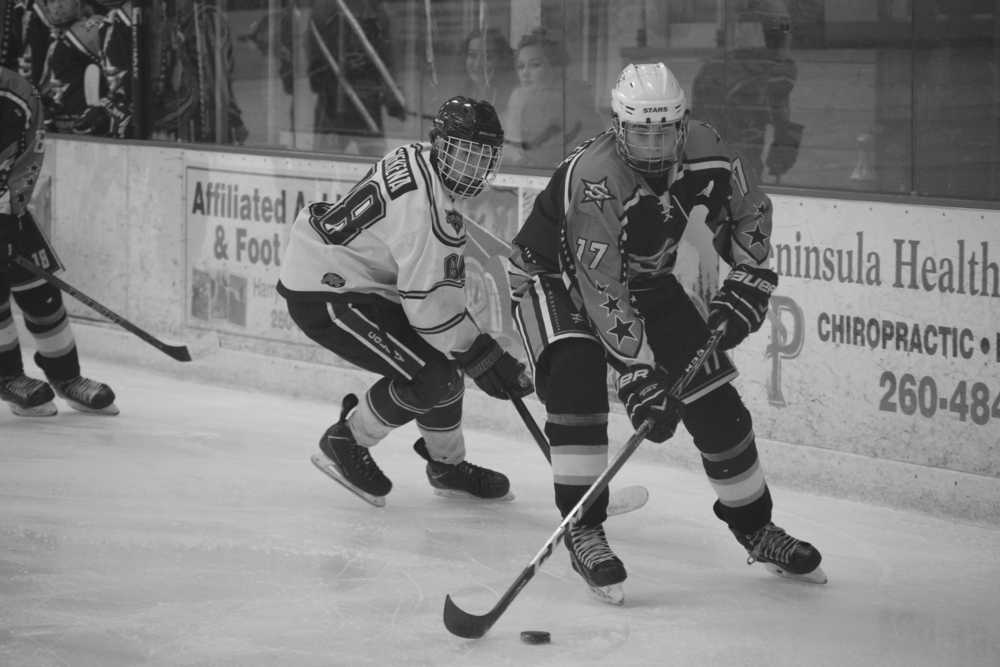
[{"left": 611, "top": 63, "right": 689, "bottom": 177}]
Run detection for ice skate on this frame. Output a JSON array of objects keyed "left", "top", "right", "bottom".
[
  {"left": 564, "top": 523, "right": 627, "bottom": 604},
  {"left": 311, "top": 394, "right": 392, "bottom": 508},
  {"left": 0, "top": 374, "right": 57, "bottom": 417},
  {"left": 413, "top": 439, "right": 513, "bottom": 501},
  {"left": 50, "top": 376, "right": 119, "bottom": 415},
  {"left": 731, "top": 522, "right": 827, "bottom": 584}
]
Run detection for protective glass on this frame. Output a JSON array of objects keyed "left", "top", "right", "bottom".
[{"left": 436, "top": 136, "right": 503, "bottom": 198}]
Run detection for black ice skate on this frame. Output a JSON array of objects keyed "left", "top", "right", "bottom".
[
  {"left": 413, "top": 438, "right": 513, "bottom": 501},
  {"left": 310, "top": 394, "right": 392, "bottom": 508},
  {"left": 564, "top": 523, "right": 627, "bottom": 605},
  {"left": 0, "top": 374, "right": 57, "bottom": 417},
  {"left": 731, "top": 522, "right": 827, "bottom": 584},
  {"left": 50, "top": 376, "right": 119, "bottom": 415}
]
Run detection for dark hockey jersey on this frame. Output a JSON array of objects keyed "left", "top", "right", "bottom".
[
  {"left": 277, "top": 143, "right": 483, "bottom": 357},
  {"left": 0, "top": 65, "right": 44, "bottom": 218},
  {"left": 512, "top": 122, "right": 775, "bottom": 368}
]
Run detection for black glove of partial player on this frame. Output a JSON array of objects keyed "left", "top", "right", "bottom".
[
  {"left": 707, "top": 264, "right": 778, "bottom": 350},
  {"left": 385, "top": 97, "right": 407, "bottom": 122},
  {"left": 454, "top": 333, "right": 533, "bottom": 400},
  {"left": 766, "top": 121, "right": 804, "bottom": 177},
  {"left": 617, "top": 366, "right": 683, "bottom": 443},
  {"left": 73, "top": 106, "right": 112, "bottom": 135}
]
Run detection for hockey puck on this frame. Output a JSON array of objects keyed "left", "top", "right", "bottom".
[{"left": 520, "top": 630, "right": 551, "bottom": 644}]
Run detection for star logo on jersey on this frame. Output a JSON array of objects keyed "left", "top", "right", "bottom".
[
  {"left": 580, "top": 177, "right": 615, "bottom": 211},
  {"left": 601, "top": 295, "right": 621, "bottom": 315},
  {"left": 607, "top": 317, "right": 635, "bottom": 344},
  {"left": 744, "top": 223, "right": 769, "bottom": 248},
  {"left": 445, "top": 209, "right": 464, "bottom": 235}
]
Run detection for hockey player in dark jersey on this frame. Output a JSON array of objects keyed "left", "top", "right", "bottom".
[
  {"left": 509, "top": 62, "right": 824, "bottom": 603},
  {"left": 278, "top": 96, "right": 532, "bottom": 507},
  {"left": 0, "top": 65, "right": 118, "bottom": 416}
]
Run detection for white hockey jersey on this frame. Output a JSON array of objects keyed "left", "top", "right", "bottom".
[{"left": 277, "top": 143, "right": 482, "bottom": 357}]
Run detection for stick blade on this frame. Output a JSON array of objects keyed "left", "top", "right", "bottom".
[
  {"left": 164, "top": 344, "right": 192, "bottom": 362},
  {"left": 443, "top": 594, "right": 493, "bottom": 639}
]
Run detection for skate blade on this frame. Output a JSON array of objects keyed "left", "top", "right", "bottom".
[
  {"left": 310, "top": 454, "right": 387, "bottom": 508},
  {"left": 5, "top": 400, "right": 58, "bottom": 417},
  {"left": 586, "top": 582, "right": 625, "bottom": 605},
  {"left": 764, "top": 563, "right": 828, "bottom": 584},
  {"left": 607, "top": 485, "right": 649, "bottom": 517},
  {"left": 62, "top": 399, "right": 120, "bottom": 416},
  {"left": 431, "top": 487, "right": 514, "bottom": 502}
]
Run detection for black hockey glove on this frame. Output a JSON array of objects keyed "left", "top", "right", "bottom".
[
  {"left": 708, "top": 264, "right": 778, "bottom": 350},
  {"left": 454, "top": 333, "right": 533, "bottom": 400},
  {"left": 766, "top": 121, "right": 804, "bottom": 178},
  {"left": 617, "top": 366, "right": 683, "bottom": 443}
]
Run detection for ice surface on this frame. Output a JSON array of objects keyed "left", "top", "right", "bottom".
[{"left": 2, "top": 358, "right": 998, "bottom": 667}]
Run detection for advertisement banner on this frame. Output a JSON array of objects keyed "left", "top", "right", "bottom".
[
  {"left": 734, "top": 197, "right": 1000, "bottom": 476},
  {"left": 183, "top": 155, "right": 553, "bottom": 355}
]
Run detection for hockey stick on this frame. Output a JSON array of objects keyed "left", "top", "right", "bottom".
[
  {"left": 510, "top": 394, "right": 649, "bottom": 517},
  {"left": 443, "top": 325, "right": 726, "bottom": 638},
  {"left": 12, "top": 256, "right": 192, "bottom": 362}
]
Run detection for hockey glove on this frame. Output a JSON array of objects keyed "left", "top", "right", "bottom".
[
  {"left": 617, "top": 366, "right": 683, "bottom": 443},
  {"left": 766, "top": 121, "right": 804, "bottom": 177},
  {"left": 454, "top": 333, "right": 533, "bottom": 400},
  {"left": 708, "top": 264, "right": 778, "bottom": 350}
]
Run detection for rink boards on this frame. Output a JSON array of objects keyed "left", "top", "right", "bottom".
[{"left": 37, "top": 136, "right": 1000, "bottom": 523}]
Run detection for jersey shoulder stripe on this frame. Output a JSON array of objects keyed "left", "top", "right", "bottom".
[{"left": 381, "top": 145, "right": 418, "bottom": 200}]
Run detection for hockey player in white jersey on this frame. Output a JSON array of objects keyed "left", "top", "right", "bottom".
[
  {"left": 0, "top": 66, "right": 118, "bottom": 416},
  {"left": 508, "top": 63, "right": 824, "bottom": 602},
  {"left": 278, "top": 96, "right": 532, "bottom": 507}
]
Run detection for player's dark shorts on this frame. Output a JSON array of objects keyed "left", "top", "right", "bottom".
[
  {"left": 284, "top": 293, "right": 452, "bottom": 383},
  {"left": 512, "top": 271, "right": 736, "bottom": 403},
  {"left": 2, "top": 212, "right": 63, "bottom": 289}
]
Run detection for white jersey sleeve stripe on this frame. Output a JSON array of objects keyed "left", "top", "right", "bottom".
[
  {"left": 399, "top": 280, "right": 465, "bottom": 299},
  {"left": 411, "top": 309, "right": 472, "bottom": 335}
]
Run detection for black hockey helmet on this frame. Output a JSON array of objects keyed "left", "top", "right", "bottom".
[{"left": 429, "top": 96, "right": 504, "bottom": 199}]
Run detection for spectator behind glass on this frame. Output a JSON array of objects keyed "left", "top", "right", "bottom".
[
  {"left": 460, "top": 27, "right": 516, "bottom": 117},
  {"left": 39, "top": 0, "right": 103, "bottom": 133},
  {"left": 149, "top": 0, "right": 248, "bottom": 145},
  {"left": 692, "top": 0, "right": 802, "bottom": 183},
  {"left": 306, "top": 0, "right": 406, "bottom": 155},
  {"left": 504, "top": 27, "right": 604, "bottom": 168}
]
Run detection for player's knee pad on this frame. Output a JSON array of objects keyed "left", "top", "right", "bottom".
[
  {"left": 539, "top": 339, "right": 608, "bottom": 415},
  {"left": 12, "top": 281, "right": 65, "bottom": 320},
  {"left": 392, "top": 358, "right": 462, "bottom": 412},
  {"left": 683, "top": 383, "right": 753, "bottom": 455}
]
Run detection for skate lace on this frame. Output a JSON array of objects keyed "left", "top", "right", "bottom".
[
  {"left": 746, "top": 523, "right": 799, "bottom": 566},
  {"left": 348, "top": 446, "right": 385, "bottom": 483},
  {"left": 570, "top": 525, "right": 617, "bottom": 569},
  {"left": 2, "top": 375, "right": 43, "bottom": 395},
  {"left": 56, "top": 376, "right": 105, "bottom": 401}
]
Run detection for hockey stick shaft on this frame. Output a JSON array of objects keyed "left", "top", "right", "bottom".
[
  {"left": 12, "top": 256, "right": 192, "bottom": 362},
  {"left": 443, "top": 325, "right": 726, "bottom": 638},
  {"left": 510, "top": 394, "right": 550, "bottom": 462}
]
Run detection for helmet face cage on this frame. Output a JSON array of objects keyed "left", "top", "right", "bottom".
[
  {"left": 434, "top": 135, "right": 503, "bottom": 198},
  {"left": 431, "top": 96, "right": 504, "bottom": 199},
  {"left": 612, "top": 116, "right": 688, "bottom": 176}
]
